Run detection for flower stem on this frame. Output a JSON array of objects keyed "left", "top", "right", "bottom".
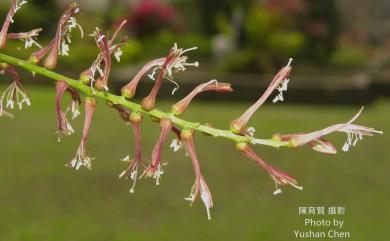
[{"left": 0, "top": 53, "right": 290, "bottom": 148}]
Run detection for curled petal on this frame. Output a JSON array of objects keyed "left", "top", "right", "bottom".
[
  {"left": 236, "top": 142, "right": 302, "bottom": 195},
  {"left": 55, "top": 80, "right": 74, "bottom": 141},
  {"left": 181, "top": 129, "right": 213, "bottom": 220},
  {"left": 171, "top": 79, "right": 233, "bottom": 116},
  {"left": 7, "top": 28, "right": 43, "bottom": 49},
  {"left": 266, "top": 165, "right": 302, "bottom": 195},
  {"left": 309, "top": 138, "right": 337, "bottom": 155}
]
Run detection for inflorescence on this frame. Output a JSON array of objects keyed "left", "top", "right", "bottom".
[{"left": 0, "top": 1, "right": 383, "bottom": 220}]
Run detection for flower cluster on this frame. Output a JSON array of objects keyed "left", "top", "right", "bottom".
[
  {"left": 29, "top": 2, "right": 82, "bottom": 69},
  {"left": 66, "top": 97, "right": 96, "bottom": 170},
  {"left": 0, "top": 63, "right": 30, "bottom": 118},
  {"left": 79, "top": 20, "right": 128, "bottom": 91},
  {"left": 55, "top": 80, "right": 81, "bottom": 142},
  {"left": 0, "top": 1, "right": 383, "bottom": 220},
  {"left": 121, "top": 43, "right": 199, "bottom": 109}
]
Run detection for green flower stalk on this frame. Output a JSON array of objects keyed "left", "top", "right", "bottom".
[{"left": 0, "top": 1, "right": 383, "bottom": 219}]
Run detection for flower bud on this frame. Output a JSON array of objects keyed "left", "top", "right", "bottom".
[
  {"left": 121, "top": 83, "right": 136, "bottom": 99},
  {"left": 130, "top": 111, "right": 142, "bottom": 123},
  {"left": 44, "top": 47, "right": 59, "bottom": 69},
  {"left": 79, "top": 69, "right": 92, "bottom": 85},
  {"left": 180, "top": 128, "right": 194, "bottom": 140},
  {"left": 141, "top": 95, "right": 156, "bottom": 111},
  {"left": 94, "top": 78, "right": 107, "bottom": 92}
]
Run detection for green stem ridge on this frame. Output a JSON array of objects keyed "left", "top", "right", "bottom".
[{"left": 0, "top": 53, "right": 290, "bottom": 148}]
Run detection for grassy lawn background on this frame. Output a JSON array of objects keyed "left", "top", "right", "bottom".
[{"left": 0, "top": 86, "right": 388, "bottom": 241}]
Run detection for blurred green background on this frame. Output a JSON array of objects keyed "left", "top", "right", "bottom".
[
  {"left": 1, "top": 0, "right": 390, "bottom": 240},
  {"left": 0, "top": 88, "right": 388, "bottom": 240}
]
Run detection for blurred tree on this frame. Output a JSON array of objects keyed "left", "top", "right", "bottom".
[
  {"left": 300, "top": 0, "right": 340, "bottom": 62},
  {"left": 196, "top": 0, "right": 252, "bottom": 35}
]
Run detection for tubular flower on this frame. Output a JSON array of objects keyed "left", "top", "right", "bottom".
[
  {"left": 141, "top": 43, "right": 199, "bottom": 110},
  {"left": 278, "top": 107, "right": 383, "bottom": 153},
  {"left": 29, "top": 2, "right": 82, "bottom": 69},
  {"left": 236, "top": 142, "right": 302, "bottom": 195},
  {"left": 67, "top": 97, "right": 96, "bottom": 170},
  {"left": 230, "top": 58, "right": 293, "bottom": 134},
  {"left": 120, "top": 58, "right": 165, "bottom": 99},
  {"left": 119, "top": 111, "right": 143, "bottom": 194},
  {"left": 180, "top": 129, "right": 213, "bottom": 220},
  {"left": 55, "top": 80, "right": 74, "bottom": 141},
  {"left": 171, "top": 79, "right": 233, "bottom": 116},
  {"left": 0, "top": 0, "right": 28, "bottom": 49},
  {"left": 141, "top": 118, "right": 172, "bottom": 185},
  {"left": 7, "top": 28, "right": 42, "bottom": 49},
  {"left": 272, "top": 133, "right": 337, "bottom": 155},
  {"left": 80, "top": 21, "right": 127, "bottom": 87},
  {"left": 90, "top": 28, "right": 111, "bottom": 91},
  {"left": 0, "top": 63, "right": 30, "bottom": 117}
]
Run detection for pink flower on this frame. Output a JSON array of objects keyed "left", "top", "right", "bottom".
[
  {"left": 80, "top": 21, "right": 127, "bottom": 88},
  {"left": 141, "top": 118, "right": 172, "bottom": 185},
  {"left": 55, "top": 80, "right": 74, "bottom": 141},
  {"left": 90, "top": 29, "right": 111, "bottom": 92},
  {"left": 115, "top": 109, "right": 143, "bottom": 193},
  {"left": 181, "top": 129, "right": 213, "bottom": 220},
  {"left": 7, "top": 28, "right": 42, "bottom": 49},
  {"left": 282, "top": 107, "right": 383, "bottom": 153},
  {"left": 120, "top": 58, "right": 165, "bottom": 99},
  {"left": 171, "top": 80, "right": 233, "bottom": 116},
  {"left": 236, "top": 142, "right": 302, "bottom": 195},
  {"left": 67, "top": 97, "right": 96, "bottom": 170},
  {"left": 0, "top": 63, "right": 30, "bottom": 117},
  {"left": 141, "top": 43, "right": 199, "bottom": 110},
  {"left": 230, "top": 59, "right": 293, "bottom": 134},
  {"left": 29, "top": 2, "right": 82, "bottom": 69}
]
